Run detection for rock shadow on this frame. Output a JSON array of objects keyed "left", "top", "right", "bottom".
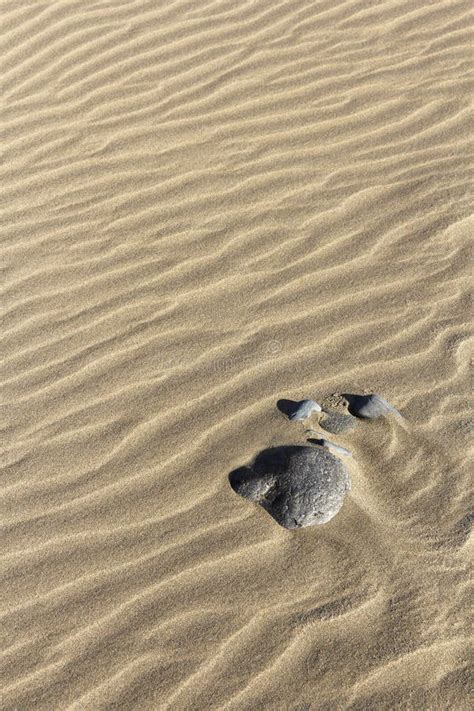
[
  {"left": 229, "top": 445, "right": 302, "bottom": 496},
  {"left": 341, "top": 393, "right": 368, "bottom": 417},
  {"left": 276, "top": 399, "right": 302, "bottom": 419},
  {"left": 307, "top": 437, "right": 325, "bottom": 446}
]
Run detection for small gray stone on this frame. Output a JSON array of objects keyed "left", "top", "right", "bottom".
[
  {"left": 319, "top": 439, "right": 352, "bottom": 457},
  {"left": 320, "top": 411, "right": 357, "bottom": 434},
  {"left": 288, "top": 399, "right": 322, "bottom": 421},
  {"left": 344, "top": 393, "right": 402, "bottom": 420},
  {"left": 305, "top": 431, "right": 352, "bottom": 457},
  {"left": 230, "top": 446, "right": 351, "bottom": 529}
]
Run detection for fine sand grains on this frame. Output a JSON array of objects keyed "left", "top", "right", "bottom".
[{"left": 1, "top": 1, "right": 472, "bottom": 709}]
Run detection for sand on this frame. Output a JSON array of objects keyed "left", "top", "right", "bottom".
[{"left": 1, "top": 0, "right": 472, "bottom": 709}]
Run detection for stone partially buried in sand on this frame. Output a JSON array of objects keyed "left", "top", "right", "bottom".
[
  {"left": 230, "top": 445, "right": 351, "bottom": 529},
  {"left": 320, "top": 411, "right": 357, "bottom": 434},
  {"left": 344, "top": 393, "right": 402, "bottom": 420},
  {"left": 288, "top": 399, "right": 322, "bottom": 421},
  {"left": 320, "top": 392, "right": 401, "bottom": 429},
  {"left": 319, "top": 393, "right": 358, "bottom": 434},
  {"left": 306, "top": 434, "right": 352, "bottom": 457}
]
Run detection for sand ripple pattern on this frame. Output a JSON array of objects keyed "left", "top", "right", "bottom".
[{"left": 1, "top": 0, "right": 472, "bottom": 709}]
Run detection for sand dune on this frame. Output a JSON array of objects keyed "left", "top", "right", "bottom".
[{"left": 1, "top": 0, "right": 472, "bottom": 709}]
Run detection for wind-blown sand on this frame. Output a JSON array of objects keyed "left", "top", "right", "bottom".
[{"left": 1, "top": 1, "right": 472, "bottom": 709}]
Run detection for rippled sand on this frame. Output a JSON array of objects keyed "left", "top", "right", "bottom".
[{"left": 1, "top": 1, "right": 472, "bottom": 709}]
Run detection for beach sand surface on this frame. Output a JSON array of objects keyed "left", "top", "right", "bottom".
[{"left": 1, "top": 1, "right": 472, "bottom": 709}]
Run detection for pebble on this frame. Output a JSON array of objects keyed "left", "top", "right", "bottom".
[
  {"left": 344, "top": 393, "right": 402, "bottom": 420},
  {"left": 320, "top": 411, "right": 357, "bottom": 434},
  {"left": 288, "top": 399, "right": 322, "bottom": 421},
  {"left": 318, "top": 439, "right": 352, "bottom": 457}
]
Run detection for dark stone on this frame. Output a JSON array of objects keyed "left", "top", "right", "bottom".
[
  {"left": 320, "top": 411, "right": 357, "bottom": 434},
  {"left": 229, "top": 446, "right": 351, "bottom": 529},
  {"left": 319, "top": 393, "right": 358, "bottom": 434}
]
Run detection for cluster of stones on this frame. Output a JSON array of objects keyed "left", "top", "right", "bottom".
[{"left": 230, "top": 393, "right": 401, "bottom": 530}]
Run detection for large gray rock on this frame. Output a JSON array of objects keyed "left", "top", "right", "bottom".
[{"left": 229, "top": 446, "right": 351, "bottom": 529}]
